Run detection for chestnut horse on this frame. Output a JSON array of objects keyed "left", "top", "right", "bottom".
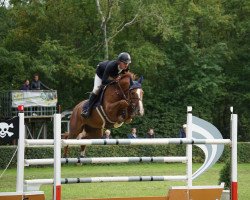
[{"left": 63, "top": 72, "right": 144, "bottom": 157}]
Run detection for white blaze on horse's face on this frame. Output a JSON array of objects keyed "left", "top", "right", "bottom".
[{"left": 136, "top": 88, "right": 144, "bottom": 116}]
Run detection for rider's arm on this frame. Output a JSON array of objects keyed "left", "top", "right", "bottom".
[{"left": 40, "top": 81, "right": 51, "bottom": 90}]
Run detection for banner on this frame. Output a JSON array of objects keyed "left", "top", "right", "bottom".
[
  {"left": 11, "top": 91, "right": 57, "bottom": 107},
  {"left": 0, "top": 117, "right": 19, "bottom": 144}
]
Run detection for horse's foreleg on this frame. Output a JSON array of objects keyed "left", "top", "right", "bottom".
[
  {"left": 108, "top": 100, "right": 129, "bottom": 110},
  {"left": 108, "top": 100, "right": 129, "bottom": 122}
]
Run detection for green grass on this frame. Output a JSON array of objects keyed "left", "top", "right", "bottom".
[{"left": 0, "top": 163, "right": 249, "bottom": 199}]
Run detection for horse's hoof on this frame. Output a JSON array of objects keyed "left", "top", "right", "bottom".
[
  {"left": 117, "top": 115, "right": 124, "bottom": 122},
  {"left": 125, "top": 118, "right": 132, "bottom": 123}
]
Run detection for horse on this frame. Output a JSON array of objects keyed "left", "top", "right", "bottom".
[{"left": 63, "top": 72, "right": 144, "bottom": 157}]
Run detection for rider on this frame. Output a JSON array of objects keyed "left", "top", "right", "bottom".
[{"left": 81, "top": 52, "right": 132, "bottom": 118}]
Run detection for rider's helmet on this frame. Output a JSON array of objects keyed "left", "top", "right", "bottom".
[{"left": 117, "top": 52, "right": 131, "bottom": 64}]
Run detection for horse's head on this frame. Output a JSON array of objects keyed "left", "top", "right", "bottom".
[
  {"left": 112, "top": 72, "right": 144, "bottom": 118},
  {"left": 128, "top": 76, "right": 144, "bottom": 117}
]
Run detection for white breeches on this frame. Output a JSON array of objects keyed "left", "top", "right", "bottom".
[{"left": 92, "top": 74, "right": 102, "bottom": 94}]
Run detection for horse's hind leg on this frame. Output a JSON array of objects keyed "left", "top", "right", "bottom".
[
  {"left": 77, "top": 130, "right": 87, "bottom": 157},
  {"left": 63, "top": 128, "right": 86, "bottom": 158},
  {"left": 63, "top": 132, "right": 69, "bottom": 158},
  {"left": 80, "top": 145, "right": 87, "bottom": 157},
  {"left": 80, "top": 127, "right": 103, "bottom": 157}
]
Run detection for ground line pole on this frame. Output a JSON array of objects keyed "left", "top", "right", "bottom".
[
  {"left": 54, "top": 114, "right": 61, "bottom": 200},
  {"left": 187, "top": 106, "right": 193, "bottom": 187},
  {"left": 231, "top": 109, "right": 238, "bottom": 200}
]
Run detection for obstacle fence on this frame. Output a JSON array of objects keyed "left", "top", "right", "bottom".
[{"left": 0, "top": 106, "right": 238, "bottom": 200}]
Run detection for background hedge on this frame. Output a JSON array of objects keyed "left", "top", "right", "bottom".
[{"left": 1, "top": 142, "right": 249, "bottom": 169}]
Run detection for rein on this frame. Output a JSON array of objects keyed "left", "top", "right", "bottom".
[{"left": 117, "top": 81, "right": 129, "bottom": 102}]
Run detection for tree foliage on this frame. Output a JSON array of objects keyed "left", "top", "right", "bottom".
[{"left": 0, "top": 0, "right": 249, "bottom": 140}]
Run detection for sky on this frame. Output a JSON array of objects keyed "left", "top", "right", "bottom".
[{"left": 0, "top": 0, "right": 10, "bottom": 7}]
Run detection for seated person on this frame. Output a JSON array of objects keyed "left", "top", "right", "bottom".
[
  {"left": 179, "top": 124, "right": 187, "bottom": 138},
  {"left": 102, "top": 129, "right": 112, "bottom": 139},
  {"left": 128, "top": 128, "right": 137, "bottom": 139},
  {"left": 145, "top": 128, "right": 155, "bottom": 138}
]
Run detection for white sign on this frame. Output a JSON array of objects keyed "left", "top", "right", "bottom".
[{"left": 11, "top": 91, "right": 57, "bottom": 107}]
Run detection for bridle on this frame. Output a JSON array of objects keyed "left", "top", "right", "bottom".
[{"left": 115, "top": 81, "right": 143, "bottom": 113}]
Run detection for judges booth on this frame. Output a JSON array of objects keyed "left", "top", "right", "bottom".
[{"left": 0, "top": 90, "right": 58, "bottom": 139}]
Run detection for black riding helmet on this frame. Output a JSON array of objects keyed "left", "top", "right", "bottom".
[{"left": 117, "top": 52, "right": 131, "bottom": 64}]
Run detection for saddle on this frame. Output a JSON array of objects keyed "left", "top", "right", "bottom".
[{"left": 82, "top": 84, "right": 126, "bottom": 128}]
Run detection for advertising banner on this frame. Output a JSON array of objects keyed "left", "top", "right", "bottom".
[{"left": 11, "top": 91, "right": 57, "bottom": 107}]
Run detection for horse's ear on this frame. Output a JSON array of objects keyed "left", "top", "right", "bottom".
[
  {"left": 130, "top": 77, "right": 134, "bottom": 86},
  {"left": 138, "top": 76, "right": 144, "bottom": 84}
]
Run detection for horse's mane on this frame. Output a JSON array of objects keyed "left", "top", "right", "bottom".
[{"left": 120, "top": 72, "right": 136, "bottom": 81}]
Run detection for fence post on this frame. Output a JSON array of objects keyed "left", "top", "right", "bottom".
[
  {"left": 16, "top": 113, "right": 25, "bottom": 193},
  {"left": 187, "top": 106, "right": 193, "bottom": 187},
  {"left": 231, "top": 111, "right": 238, "bottom": 200},
  {"left": 53, "top": 114, "right": 61, "bottom": 200}
]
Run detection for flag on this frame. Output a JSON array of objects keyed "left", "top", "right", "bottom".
[{"left": 0, "top": 117, "right": 19, "bottom": 144}]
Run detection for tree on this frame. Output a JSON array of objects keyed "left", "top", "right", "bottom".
[{"left": 95, "top": 0, "right": 140, "bottom": 59}]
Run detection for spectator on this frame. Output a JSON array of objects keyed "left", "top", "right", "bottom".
[
  {"left": 128, "top": 128, "right": 137, "bottom": 139},
  {"left": 179, "top": 124, "right": 187, "bottom": 138},
  {"left": 102, "top": 129, "right": 112, "bottom": 139},
  {"left": 20, "top": 79, "right": 30, "bottom": 90},
  {"left": 31, "top": 73, "right": 50, "bottom": 90},
  {"left": 145, "top": 128, "right": 155, "bottom": 138}
]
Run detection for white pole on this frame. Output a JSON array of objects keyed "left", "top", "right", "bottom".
[
  {"left": 53, "top": 114, "right": 61, "bottom": 200},
  {"left": 186, "top": 106, "right": 193, "bottom": 187},
  {"left": 16, "top": 113, "right": 25, "bottom": 193},
  {"left": 25, "top": 156, "right": 188, "bottom": 165},
  {"left": 61, "top": 138, "right": 231, "bottom": 146},
  {"left": 231, "top": 113, "right": 238, "bottom": 200}
]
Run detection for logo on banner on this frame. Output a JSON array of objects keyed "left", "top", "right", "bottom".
[{"left": 0, "top": 117, "right": 19, "bottom": 144}]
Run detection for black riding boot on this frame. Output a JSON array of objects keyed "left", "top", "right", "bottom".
[{"left": 81, "top": 93, "right": 98, "bottom": 118}]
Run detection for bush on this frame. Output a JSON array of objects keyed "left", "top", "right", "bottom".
[
  {"left": 0, "top": 142, "right": 249, "bottom": 169},
  {"left": 219, "top": 160, "right": 231, "bottom": 189}
]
